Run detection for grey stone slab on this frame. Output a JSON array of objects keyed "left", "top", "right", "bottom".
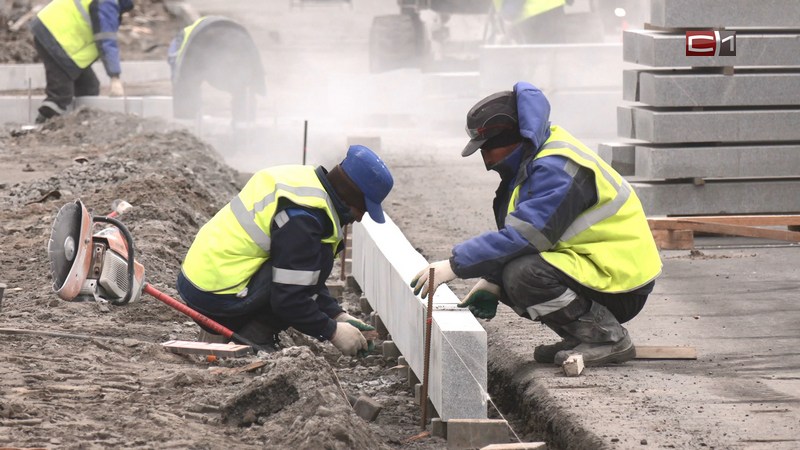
[
  {"left": 624, "top": 69, "right": 800, "bottom": 107},
  {"left": 0, "top": 95, "right": 42, "bottom": 124},
  {"left": 351, "top": 215, "right": 487, "bottom": 421},
  {"left": 446, "top": 419, "right": 509, "bottom": 450},
  {"left": 141, "top": 96, "right": 173, "bottom": 120},
  {"left": 75, "top": 96, "right": 144, "bottom": 116},
  {"left": 0, "top": 61, "right": 170, "bottom": 91},
  {"left": 480, "top": 43, "right": 628, "bottom": 93},
  {"left": 617, "top": 106, "right": 800, "bottom": 144},
  {"left": 649, "top": 0, "right": 800, "bottom": 29},
  {"left": 632, "top": 180, "right": 800, "bottom": 215},
  {"left": 598, "top": 142, "right": 635, "bottom": 176},
  {"left": 635, "top": 144, "right": 800, "bottom": 179},
  {"left": 623, "top": 30, "right": 800, "bottom": 67}
]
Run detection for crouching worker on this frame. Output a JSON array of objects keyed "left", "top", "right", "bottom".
[
  {"left": 177, "top": 145, "right": 394, "bottom": 356},
  {"left": 411, "top": 81, "right": 661, "bottom": 366}
]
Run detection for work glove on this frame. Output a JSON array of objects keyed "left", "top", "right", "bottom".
[
  {"left": 335, "top": 312, "right": 377, "bottom": 356},
  {"left": 458, "top": 279, "right": 501, "bottom": 320},
  {"left": 330, "top": 321, "right": 368, "bottom": 357},
  {"left": 410, "top": 259, "right": 457, "bottom": 298},
  {"left": 109, "top": 77, "right": 124, "bottom": 97}
]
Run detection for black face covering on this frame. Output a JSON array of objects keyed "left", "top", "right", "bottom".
[{"left": 488, "top": 143, "right": 524, "bottom": 181}]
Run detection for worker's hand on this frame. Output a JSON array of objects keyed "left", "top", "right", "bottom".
[
  {"left": 458, "top": 279, "right": 501, "bottom": 320},
  {"left": 335, "top": 312, "right": 377, "bottom": 356},
  {"left": 330, "top": 321, "right": 368, "bottom": 357},
  {"left": 410, "top": 259, "right": 457, "bottom": 298},
  {"left": 109, "top": 77, "right": 124, "bottom": 97}
]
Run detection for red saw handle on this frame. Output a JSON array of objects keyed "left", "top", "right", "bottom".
[{"left": 142, "top": 283, "right": 263, "bottom": 351}]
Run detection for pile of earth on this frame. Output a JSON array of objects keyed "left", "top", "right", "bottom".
[{"left": 0, "top": 108, "right": 445, "bottom": 449}]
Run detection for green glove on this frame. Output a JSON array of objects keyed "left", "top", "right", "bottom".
[{"left": 458, "top": 280, "right": 501, "bottom": 320}]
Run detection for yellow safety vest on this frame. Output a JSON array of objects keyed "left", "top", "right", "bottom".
[
  {"left": 494, "top": 0, "right": 566, "bottom": 23},
  {"left": 175, "top": 17, "right": 207, "bottom": 59},
  {"left": 182, "top": 165, "right": 342, "bottom": 294},
  {"left": 507, "top": 126, "right": 661, "bottom": 293},
  {"left": 37, "top": 0, "right": 99, "bottom": 69}
]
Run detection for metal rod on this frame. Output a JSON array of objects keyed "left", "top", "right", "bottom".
[
  {"left": 420, "top": 267, "right": 435, "bottom": 429},
  {"left": 27, "top": 77, "right": 32, "bottom": 123},
  {"left": 339, "top": 224, "right": 348, "bottom": 281},
  {"left": 302, "top": 120, "right": 308, "bottom": 164}
]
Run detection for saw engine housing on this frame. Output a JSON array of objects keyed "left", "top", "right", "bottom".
[{"left": 49, "top": 200, "right": 145, "bottom": 304}]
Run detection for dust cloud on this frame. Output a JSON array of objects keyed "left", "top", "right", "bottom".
[{"left": 186, "top": 0, "right": 650, "bottom": 173}]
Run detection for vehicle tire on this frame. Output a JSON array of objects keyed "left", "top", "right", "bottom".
[{"left": 369, "top": 13, "right": 424, "bottom": 73}]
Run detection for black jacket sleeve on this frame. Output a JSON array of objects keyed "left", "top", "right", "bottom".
[{"left": 269, "top": 206, "right": 341, "bottom": 341}]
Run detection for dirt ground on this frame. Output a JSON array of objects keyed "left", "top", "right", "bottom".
[{"left": 0, "top": 109, "right": 450, "bottom": 449}]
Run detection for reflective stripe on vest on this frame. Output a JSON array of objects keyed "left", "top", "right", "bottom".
[
  {"left": 506, "top": 126, "right": 661, "bottom": 293},
  {"left": 181, "top": 165, "right": 341, "bottom": 294},
  {"left": 37, "top": 0, "right": 99, "bottom": 69}
]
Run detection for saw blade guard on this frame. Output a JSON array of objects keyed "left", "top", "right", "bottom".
[{"left": 48, "top": 200, "right": 93, "bottom": 301}]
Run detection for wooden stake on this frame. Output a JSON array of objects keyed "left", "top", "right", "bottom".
[{"left": 635, "top": 345, "right": 697, "bottom": 360}]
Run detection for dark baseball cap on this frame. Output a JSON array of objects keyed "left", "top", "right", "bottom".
[{"left": 462, "top": 91, "right": 519, "bottom": 157}]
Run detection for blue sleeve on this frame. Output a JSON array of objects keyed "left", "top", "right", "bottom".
[
  {"left": 269, "top": 207, "right": 340, "bottom": 341},
  {"left": 451, "top": 155, "right": 597, "bottom": 281},
  {"left": 92, "top": 0, "right": 123, "bottom": 76}
]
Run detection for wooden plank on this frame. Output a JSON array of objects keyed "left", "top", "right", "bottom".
[
  {"left": 651, "top": 229, "right": 694, "bottom": 250},
  {"left": 649, "top": 219, "right": 800, "bottom": 242},
  {"left": 635, "top": 345, "right": 697, "bottom": 360},
  {"left": 654, "top": 215, "right": 800, "bottom": 226},
  {"left": 161, "top": 340, "right": 253, "bottom": 358}
]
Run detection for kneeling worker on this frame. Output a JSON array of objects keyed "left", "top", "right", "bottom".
[
  {"left": 177, "top": 145, "right": 393, "bottom": 356},
  {"left": 411, "top": 81, "right": 661, "bottom": 366}
]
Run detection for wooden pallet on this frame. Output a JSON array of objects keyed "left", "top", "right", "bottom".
[{"left": 648, "top": 215, "right": 800, "bottom": 250}]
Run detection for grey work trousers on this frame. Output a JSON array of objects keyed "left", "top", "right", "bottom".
[{"left": 500, "top": 253, "right": 653, "bottom": 324}]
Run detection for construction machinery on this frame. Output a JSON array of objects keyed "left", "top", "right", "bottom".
[
  {"left": 47, "top": 199, "right": 272, "bottom": 353},
  {"left": 368, "top": 0, "right": 646, "bottom": 72}
]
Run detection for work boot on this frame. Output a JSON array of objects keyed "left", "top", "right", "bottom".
[
  {"left": 553, "top": 302, "right": 636, "bottom": 366},
  {"left": 198, "top": 329, "right": 228, "bottom": 344},
  {"left": 237, "top": 319, "right": 281, "bottom": 353},
  {"left": 533, "top": 321, "right": 580, "bottom": 363}
]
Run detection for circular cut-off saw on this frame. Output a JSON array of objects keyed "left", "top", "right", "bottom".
[
  {"left": 46, "top": 199, "right": 274, "bottom": 353},
  {"left": 48, "top": 199, "right": 144, "bottom": 304}
]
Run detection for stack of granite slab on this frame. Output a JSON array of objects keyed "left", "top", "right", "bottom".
[{"left": 600, "top": 0, "right": 800, "bottom": 216}]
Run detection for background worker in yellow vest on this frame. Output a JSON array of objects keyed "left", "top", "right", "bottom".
[
  {"left": 411, "top": 82, "right": 661, "bottom": 366},
  {"left": 177, "top": 145, "right": 394, "bottom": 357},
  {"left": 492, "top": 0, "right": 605, "bottom": 44},
  {"left": 166, "top": 16, "right": 266, "bottom": 124},
  {"left": 30, "top": 0, "right": 134, "bottom": 123}
]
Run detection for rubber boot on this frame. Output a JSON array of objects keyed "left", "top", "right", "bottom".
[
  {"left": 553, "top": 302, "right": 635, "bottom": 366},
  {"left": 533, "top": 321, "right": 580, "bottom": 363}
]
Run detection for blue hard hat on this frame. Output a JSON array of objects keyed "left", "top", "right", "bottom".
[{"left": 340, "top": 145, "right": 393, "bottom": 224}]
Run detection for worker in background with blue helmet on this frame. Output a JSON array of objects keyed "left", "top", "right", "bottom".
[
  {"left": 177, "top": 145, "right": 394, "bottom": 357},
  {"left": 167, "top": 16, "right": 266, "bottom": 124},
  {"left": 30, "top": 0, "right": 134, "bottom": 123}
]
